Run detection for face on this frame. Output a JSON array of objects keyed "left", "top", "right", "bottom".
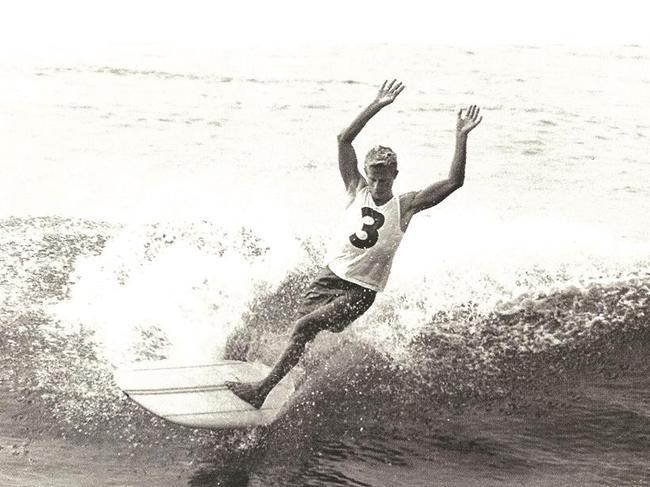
[{"left": 365, "top": 164, "right": 398, "bottom": 202}]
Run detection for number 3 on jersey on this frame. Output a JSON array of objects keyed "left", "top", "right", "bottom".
[{"left": 349, "top": 207, "right": 385, "bottom": 249}]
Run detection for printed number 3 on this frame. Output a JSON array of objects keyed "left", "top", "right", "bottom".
[{"left": 349, "top": 207, "right": 385, "bottom": 249}]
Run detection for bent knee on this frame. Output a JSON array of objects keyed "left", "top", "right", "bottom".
[
  {"left": 291, "top": 316, "right": 323, "bottom": 343},
  {"left": 292, "top": 289, "right": 377, "bottom": 337}
]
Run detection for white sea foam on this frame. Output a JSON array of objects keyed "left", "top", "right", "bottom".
[{"left": 50, "top": 220, "right": 310, "bottom": 365}]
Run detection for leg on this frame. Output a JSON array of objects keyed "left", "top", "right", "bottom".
[{"left": 227, "top": 290, "right": 374, "bottom": 408}]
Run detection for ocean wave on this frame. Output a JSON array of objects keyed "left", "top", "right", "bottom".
[{"left": 1, "top": 217, "right": 649, "bottom": 446}]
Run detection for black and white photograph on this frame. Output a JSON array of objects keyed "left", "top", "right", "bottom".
[{"left": 1, "top": 1, "right": 649, "bottom": 485}]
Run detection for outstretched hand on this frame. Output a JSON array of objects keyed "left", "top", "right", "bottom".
[
  {"left": 456, "top": 105, "right": 482, "bottom": 135},
  {"left": 374, "top": 79, "right": 405, "bottom": 107}
]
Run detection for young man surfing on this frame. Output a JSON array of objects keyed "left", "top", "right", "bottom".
[{"left": 227, "top": 79, "right": 482, "bottom": 408}]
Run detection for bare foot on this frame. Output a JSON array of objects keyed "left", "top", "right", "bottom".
[{"left": 225, "top": 381, "right": 268, "bottom": 409}]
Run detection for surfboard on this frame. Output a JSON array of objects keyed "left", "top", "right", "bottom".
[{"left": 113, "top": 359, "right": 294, "bottom": 429}]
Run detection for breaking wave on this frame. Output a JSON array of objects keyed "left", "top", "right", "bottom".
[{"left": 1, "top": 216, "right": 649, "bottom": 455}]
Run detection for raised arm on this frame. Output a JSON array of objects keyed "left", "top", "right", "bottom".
[
  {"left": 338, "top": 80, "right": 405, "bottom": 200},
  {"left": 401, "top": 105, "right": 482, "bottom": 228}
]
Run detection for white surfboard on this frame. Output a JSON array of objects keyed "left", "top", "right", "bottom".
[{"left": 113, "top": 359, "right": 294, "bottom": 429}]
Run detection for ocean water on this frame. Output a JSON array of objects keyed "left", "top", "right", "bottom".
[{"left": 1, "top": 44, "right": 649, "bottom": 486}]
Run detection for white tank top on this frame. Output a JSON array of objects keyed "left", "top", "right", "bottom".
[{"left": 327, "top": 186, "right": 405, "bottom": 291}]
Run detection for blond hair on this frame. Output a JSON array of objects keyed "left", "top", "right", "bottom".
[{"left": 364, "top": 145, "right": 397, "bottom": 169}]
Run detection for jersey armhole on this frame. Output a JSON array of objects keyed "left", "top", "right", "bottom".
[
  {"left": 346, "top": 184, "right": 368, "bottom": 208},
  {"left": 396, "top": 193, "right": 405, "bottom": 234}
]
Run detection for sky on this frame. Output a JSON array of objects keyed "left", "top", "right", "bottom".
[{"left": 0, "top": 0, "right": 648, "bottom": 54}]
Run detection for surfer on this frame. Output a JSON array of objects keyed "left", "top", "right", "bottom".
[{"left": 227, "top": 79, "right": 482, "bottom": 408}]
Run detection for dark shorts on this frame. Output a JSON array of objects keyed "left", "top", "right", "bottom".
[{"left": 295, "top": 266, "right": 377, "bottom": 331}]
